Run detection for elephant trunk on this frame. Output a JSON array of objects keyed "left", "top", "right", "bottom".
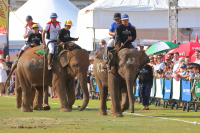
[
  {"left": 125, "top": 71, "right": 135, "bottom": 113},
  {"left": 77, "top": 73, "right": 89, "bottom": 111}
]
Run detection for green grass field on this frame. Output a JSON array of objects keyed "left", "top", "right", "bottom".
[{"left": 0, "top": 96, "right": 199, "bottom": 133}]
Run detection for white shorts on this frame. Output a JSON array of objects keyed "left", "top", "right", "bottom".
[
  {"left": 46, "top": 40, "right": 55, "bottom": 54},
  {"left": 21, "top": 44, "right": 30, "bottom": 51}
]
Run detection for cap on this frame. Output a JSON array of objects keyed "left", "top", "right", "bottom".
[
  {"left": 26, "top": 15, "right": 33, "bottom": 21},
  {"left": 121, "top": 14, "right": 129, "bottom": 20},
  {"left": 157, "top": 69, "right": 163, "bottom": 73},
  {"left": 89, "top": 57, "right": 94, "bottom": 61},
  {"left": 113, "top": 13, "right": 121, "bottom": 20},
  {"left": 180, "top": 64, "right": 187, "bottom": 68},
  {"left": 50, "top": 13, "right": 58, "bottom": 18}
]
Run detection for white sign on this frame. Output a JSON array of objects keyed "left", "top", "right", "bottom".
[{"left": 172, "top": 78, "right": 181, "bottom": 100}]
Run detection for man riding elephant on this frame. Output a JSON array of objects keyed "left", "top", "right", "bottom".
[
  {"left": 42, "top": 13, "right": 61, "bottom": 70},
  {"left": 57, "top": 20, "right": 81, "bottom": 50},
  {"left": 18, "top": 15, "right": 43, "bottom": 58},
  {"left": 104, "top": 14, "right": 137, "bottom": 72}
]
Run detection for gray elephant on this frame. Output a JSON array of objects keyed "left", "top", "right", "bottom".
[
  {"left": 10, "top": 46, "right": 90, "bottom": 112},
  {"left": 94, "top": 49, "right": 149, "bottom": 117}
]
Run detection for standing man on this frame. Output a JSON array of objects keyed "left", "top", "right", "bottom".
[
  {"left": 138, "top": 63, "right": 153, "bottom": 110},
  {"left": 5, "top": 55, "right": 13, "bottom": 95},
  {"left": 18, "top": 15, "right": 43, "bottom": 58},
  {"left": 173, "top": 52, "right": 180, "bottom": 74},
  {"left": 194, "top": 50, "right": 200, "bottom": 64},
  {"left": 42, "top": 13, "right": 61, "bottom": 70}
]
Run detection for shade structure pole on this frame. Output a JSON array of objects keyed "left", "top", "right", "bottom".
[{"left": 168, "top": 0, "right": 179, "bottom": 43}]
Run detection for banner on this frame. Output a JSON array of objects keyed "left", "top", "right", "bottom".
[
  {"left": 172, "top": 78, "right": 181, "bottom": 100},
  {"left": 164, "top": 79, "right": 171, "bottom": 99},
  {"left": 155, "top": 78, "right": 163, "bottom": 98},
  {"left": 182, "top": 80, "right": 191, "bottom": 101},
  {"left": 0, "top": 0, "right": 8, "bottom": 33}
]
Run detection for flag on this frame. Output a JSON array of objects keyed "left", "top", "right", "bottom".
[
  {"left": 0, "top": 0, "right": 9, "bottom": 34},
  {"left": 196, "top": 33, "right": 199, "bottom": 43}
]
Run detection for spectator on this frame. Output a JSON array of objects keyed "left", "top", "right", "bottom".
[
  {"left": 138, "top": 63, "right": 153, "bottom": 110},
  {"left": 175, "top": 64, "right": 188, "bottom": 78},
  {"left": 88, "top": 57, "right": 94, "bottom": 97},
  {"left": 194, "top": 50, "right": 200, "bottom": 64},
  {"left": 5, "top": 55, "right": 13, "bottom": 75},
  {"left": 155, "top": 54, "right": 165, "bottom": 72},
  {"left": 0, "top": 55, "right": 7, "bottom": 96},
  {"left": 75, "top": 77, "right": 82, "bottom": 100},
  {"left": 163, "top": 65, "right": 172, "bottom": 78},
  {"left": 149, "top": 56, "right": 154, "bottom": 68},
  {"left": 5, "top": 55, "right": 13, "bottom": 94},
  {"left": 185, "top": 56, "right": 191, "bottom": 66},
  {"left": 172, "top": 52, "right": 180, "bottom": 74},
  {"left": 101, "top": 40, "right": 107, "bottom": 51},
  {"left": 139, "top": 44, "right": 144, "bottom": 51}
]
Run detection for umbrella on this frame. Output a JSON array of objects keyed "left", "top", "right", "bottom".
[
  {"left": 146, "top": 41, "right": 178, "bottom": 55},
  {"left": 165, "top": 42, "right": 200, "bottom": 59}
]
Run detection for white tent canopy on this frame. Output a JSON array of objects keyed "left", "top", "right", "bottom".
[
  {"left": 76, "top": 0, "right": 200, "bottom": 51},
  {"left": 9, "top": 0, "right": 79, "bottom": 48}
]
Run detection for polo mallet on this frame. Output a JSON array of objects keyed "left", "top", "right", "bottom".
[{"left": 117, "top": 38, "right": 129, "bottom": 51}]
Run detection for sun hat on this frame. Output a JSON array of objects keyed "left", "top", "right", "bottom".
[{"left": 121, "top": 14, "right": 129, "bottom": 20}]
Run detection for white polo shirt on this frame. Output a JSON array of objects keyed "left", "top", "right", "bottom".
[
  {"left": 155, "top": 62, "right": 164, "bottom": 71},
  {"left": 24, "top": 22, "right": 43, "bottom": 35},
  {"left": 45, "top": 21, "right": 61, "bottom": 40}
]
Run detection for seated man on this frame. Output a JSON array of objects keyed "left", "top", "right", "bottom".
[
  {"left": 57, "top": 20, "right": 79, "bottom": 47},
  {"left": 107, "top": 14, "right": 136, "bottom": 72},
  {"left": 115, "top": 14, "right": 137, "bottom": 49},
  {"left": 18, "top": 24, "right": 44, "bottom": 58}
]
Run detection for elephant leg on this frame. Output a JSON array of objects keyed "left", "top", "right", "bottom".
[
  {"left": 21, "top": 85, "right": 34, "bottom": 112},
  {"left": 54, "top": 80, "right": 70, "bottom": 112},
  {"left": 66, "top": 78, "right": 75, "bottom": 110},
  {"left": 33, "top": 87, "right": 43, "bottom": 110},
  {"left": 120, "top": 84, "right": 129, "bottom": 112},
  {"left": 108, "top": 73, "right": 123, "bottom": 117},
  {"left": 98, "top": 79, "right": 108, "bottom": 116},
  {"left": 30, "top": 88, "right": 36, "bottom": 109}
]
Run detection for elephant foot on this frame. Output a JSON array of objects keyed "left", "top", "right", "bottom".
[
  {"left": 99, "top": 111, "right": 107, "bottom": 116},
  {"left": 112, "top": 113, "right": 124, "bottom": 118},
  {"left": 60, "top": 108, "right": 72, "bottom": 112},
  {"left": 16, "top": 104, "right": 21, "bottom": 109},
  {"left": 121, "top": 107, "right": 129, "bottom": 112},
  {"left": 42, "top": 104, "right": 51, "bottom": 110},
  {"left": 33, "top": 105, "right": 42, "bottom": 110},
  {"left": 21, "top": 107, "right": 33, "bottom": 112}
]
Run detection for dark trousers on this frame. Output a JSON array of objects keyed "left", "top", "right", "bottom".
[
  {"left": 75, "top": 80, "right": 82, "bottom": 99},
  {"left": 139, "top": 83, "right": 151, "bottom": 106}
]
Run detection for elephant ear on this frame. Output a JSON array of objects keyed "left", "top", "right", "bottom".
[
  {"left": 138, "top": 51, "right": 150, "bottom": 69},
  {"left": 57, "top": 50, "right": 69, "bottom": 67}
]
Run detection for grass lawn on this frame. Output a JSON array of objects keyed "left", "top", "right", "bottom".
[{"left": 0, "top": 96, "right": 199, "bottom": 133}]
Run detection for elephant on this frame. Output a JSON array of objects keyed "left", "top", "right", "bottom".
[
  {"left": 94, "top": 49, "right": 149, "bottom": 117},
  {"left": 10, "top": 45, "right": 90, "bottom": 112}
]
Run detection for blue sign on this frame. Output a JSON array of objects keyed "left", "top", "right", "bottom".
[
  {"left": 164, "top": 80, "right": 171, "bottom": 99},
  {"left": 182, "top": 80, "right": 191, "bottom": 101}
]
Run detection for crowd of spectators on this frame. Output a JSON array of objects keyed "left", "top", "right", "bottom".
[{"left": 148, "top": 50, "right": 200, "bottom": 81}]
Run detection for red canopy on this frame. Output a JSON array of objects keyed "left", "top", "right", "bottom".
[{"left": 165, "top": 42, "right": 200, "bottom": 59}]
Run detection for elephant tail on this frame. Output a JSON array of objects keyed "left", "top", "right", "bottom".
[{"left": 5, "top": 60, "right": 18, "bottom": 88}]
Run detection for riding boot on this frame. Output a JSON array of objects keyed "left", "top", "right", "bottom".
[
  {"left": 18, "top": 50, "right": 25, "bottom": 59},
  {"left": 48, "top": 54, "right": 53, "bottom": 70}
]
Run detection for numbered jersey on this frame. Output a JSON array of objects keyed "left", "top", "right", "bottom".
[
  {"left": 24, "top": 22, "right": 43, "bottom": 36},
  {"left": 45, "top": 21, "right": 61, "bottom": 40}
]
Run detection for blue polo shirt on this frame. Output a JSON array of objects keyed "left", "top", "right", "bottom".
[{"left": 109, "top": 22, "right": 132, "bottom": 32}]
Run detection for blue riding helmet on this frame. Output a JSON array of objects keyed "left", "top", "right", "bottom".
[
  {"left": 121, "top": 14, "right": 129, "bottom": 20},
  {"left": 50, "top": 13, "right": 58, "bottom": 18}
]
